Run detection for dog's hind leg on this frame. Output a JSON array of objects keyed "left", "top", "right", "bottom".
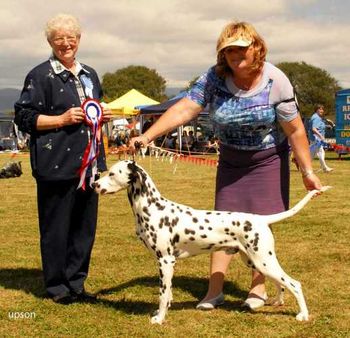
[
  {"left": 267, "top": 281, "right": 285, "bottom": 306},
  {"left": 239, "top": 250, "right": 258, "bottom": 270},
  {"left": 239, "top": 250, "right": 285, "bottom": 306},
  {"left": 250, "top": 252, "right": 309, "bottom": 321},
  {"left": 151, "top": 255, "right": 175, "bottom": 325}
]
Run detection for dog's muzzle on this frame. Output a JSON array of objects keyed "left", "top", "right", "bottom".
[{"left": 92, "top": 182, "right": 107, "bottom": 195}]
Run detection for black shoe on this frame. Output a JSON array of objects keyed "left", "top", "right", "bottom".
[
  {"left": 71, "top": 289, "right": 97, "bottom": 303},
  {"left": 52, "top": 291, "right": 74, "bottom": 305}
]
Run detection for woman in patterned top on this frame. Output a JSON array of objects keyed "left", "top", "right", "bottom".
[{"left": 130, "top": 21, "right": 323, "bottom": 311}]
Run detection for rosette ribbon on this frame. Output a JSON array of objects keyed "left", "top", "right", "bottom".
[{"left": 77, "top": 98, "right": 103, "bottom": 190}]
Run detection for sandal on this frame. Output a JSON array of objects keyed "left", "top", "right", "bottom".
[{"left": 242, "top": 292, "right": 267, "bottom": 310}]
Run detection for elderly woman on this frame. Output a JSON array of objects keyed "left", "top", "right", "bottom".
[
  {"left": 130, "top": 21, "right": 323, "bottom": 310},
  {"left": 15, "top": 14, "right": 111, "bottom": 304}
]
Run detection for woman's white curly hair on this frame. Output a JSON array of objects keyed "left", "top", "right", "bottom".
[{"left": 45, "top": 13, "right": 81, "bottom": 40}]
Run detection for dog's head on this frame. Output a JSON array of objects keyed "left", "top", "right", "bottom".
[
  {"left": 94, "top": 160, "right": 145, "bottom": 195},
  {"left": 10, "top": 161, "right": 22, "bottom": 177}
]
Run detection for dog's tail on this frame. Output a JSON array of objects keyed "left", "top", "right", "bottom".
[{"left": 264, "top": 186, "right": 331, "bottom": 224}]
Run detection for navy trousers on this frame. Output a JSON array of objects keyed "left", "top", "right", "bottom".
[{"left": 36, "top": 179, "right": 98, "bottom": 297}]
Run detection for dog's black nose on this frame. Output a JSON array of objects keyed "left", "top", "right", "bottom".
[{"left": 91, "top": 182, "right": 98, "bottom": 189}]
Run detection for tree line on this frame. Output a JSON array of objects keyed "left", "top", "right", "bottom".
[{"left": 102, "top": 62, "right": 342, "bottom": 119}]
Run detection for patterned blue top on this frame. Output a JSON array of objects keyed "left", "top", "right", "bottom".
[{"left": 186, "top": 62, "right": 298, "bottom": 150}]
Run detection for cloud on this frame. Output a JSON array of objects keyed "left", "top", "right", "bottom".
[
  {"left": 1, "top": 0, "right": 350, "bottom": 90},
  {"left": 262, "top": 16, "right": 350, "bottom": 86}
]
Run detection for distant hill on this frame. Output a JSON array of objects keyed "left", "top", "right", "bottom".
[
  {"left": 0, "top": 87, "right": 185, "bottom": 111},
  {"left": 0, "top": 88, "right": 21, "bottom": 112},
  {"left": 165, "top": 87, "right": 184, "bottom": 98}
]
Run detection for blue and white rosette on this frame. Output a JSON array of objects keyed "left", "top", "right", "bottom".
[
  {"left": 80, "top": 74, "right": 94, "bottom": 98},
  {"left": 78, "top": 98, "right": 103, "bottom": 190}
]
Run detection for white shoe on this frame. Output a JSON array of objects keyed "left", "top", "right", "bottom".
[
  {"left": 242, "top": 292, "right": 267, "bottom": 310},
  {"left": 323, "top": 167, "right": 333, "bottom": 173},
  {"left": 196, "top": 292, "right": 225, "bottom": 310}
]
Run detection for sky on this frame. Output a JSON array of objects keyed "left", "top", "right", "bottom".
[{"left": 1, "top": 0, "right": 350, "bottom": 91}]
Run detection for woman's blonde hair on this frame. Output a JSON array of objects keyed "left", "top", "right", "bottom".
[
  {"left": 215, "top": 21, "right": 267, "bottom": 77},
  {"left": 45, "top": 13, "right": 81, "bottom": 40}
]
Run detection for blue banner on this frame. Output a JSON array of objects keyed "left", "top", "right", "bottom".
[{"left": 335, "top": 89, "right": 350, "bottom": 148}]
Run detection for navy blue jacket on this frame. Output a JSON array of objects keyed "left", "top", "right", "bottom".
[{"left": 14, "top": 60, "right": 107, "bottom": 181}]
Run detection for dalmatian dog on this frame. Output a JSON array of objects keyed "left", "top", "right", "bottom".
[{"left": 94, "top": 160, "right": 330, "bottom": 324}]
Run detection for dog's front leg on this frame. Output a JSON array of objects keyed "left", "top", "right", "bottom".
[{"left": 151, "top": 255, "right": 175, "bottom": 325}]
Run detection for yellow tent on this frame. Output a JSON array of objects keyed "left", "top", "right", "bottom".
[{"left": 107, "top": 89, "right": 159, "bottom": 116}]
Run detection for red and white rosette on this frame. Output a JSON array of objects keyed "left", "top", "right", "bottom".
[{"left": 77, "top": 98, "right": 103, "bottom": 190}]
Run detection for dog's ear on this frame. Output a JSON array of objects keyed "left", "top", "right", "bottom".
[
  {"left": 126, "top": 161, "right": 147, "bottom": 192},
  {"left": 127, "top": 161, "right": 139, "bottom": 184},
  {"left": 128, "top": 161, "right": 138, "bottom": 175}
]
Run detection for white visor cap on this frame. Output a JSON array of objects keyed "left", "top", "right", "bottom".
[{"left": 217, "top": 36, "right": 252, "bottom": 53}]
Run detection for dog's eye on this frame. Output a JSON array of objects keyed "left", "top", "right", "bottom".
[{"left": 109, "top": 172, "right": 115, "bottom": 176}]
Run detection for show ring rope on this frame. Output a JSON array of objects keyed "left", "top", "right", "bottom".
[
  {"left": 108, "top": 137, "right": 350, "bottom": 171},
  {"left": 109, "top": 143, "right": 218, "bottom": 168}
]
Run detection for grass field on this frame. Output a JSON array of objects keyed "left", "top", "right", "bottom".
[{"left": 0, "top": 151, "right": 349, "bottom": 337}]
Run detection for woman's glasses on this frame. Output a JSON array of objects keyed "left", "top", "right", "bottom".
[{"left": 52, "top": 36, "right": 78, "bottom": 45}]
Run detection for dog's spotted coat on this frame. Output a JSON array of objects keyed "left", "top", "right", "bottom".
[{"left": 94, "top": 160, "right": 330, "bottom": 324}]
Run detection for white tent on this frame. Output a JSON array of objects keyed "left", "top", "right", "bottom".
[{"left": 112, "top": 118, "right": 129, "bottom": 127}]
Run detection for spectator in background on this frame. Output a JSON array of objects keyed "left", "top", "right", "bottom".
[
  {"left": 164, "top": 133, "right": 176, "bottom": 149},
  {"left": 308, "top": 104, "right": 333, "bottom": 172},
  {"left": 207, "top": 136, "right": 220, "bottom": 154},
  {"left": 141, "top": 118, "right": 154, "bottom": 134},
  {"left": 181, "top": 130, "right": 190, "bottom": 151},
  {"left": 114, "top": 130, "right": 128, "bottom": 147},
  {"left": 188, "top": 130, "right": 197, "bottom": 150}
]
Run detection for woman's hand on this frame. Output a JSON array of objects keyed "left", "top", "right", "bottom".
[
  {"left": 36, "top": 107, "right": 84, "bottom": 130},
  {"left": 280, "top": 116, "right": 324, "bottom": 193},
  {"left": 302, "top": 172, "right": 323, "bottom": 191},
  {"left": 129, "top": 135, "right": 150, "bottom": 152},
  {"left": 61, "top": 107, "right": 85, "bottom": 125},
  {"left": 102, "top": 106, "right": 112, "bottom": 123}
]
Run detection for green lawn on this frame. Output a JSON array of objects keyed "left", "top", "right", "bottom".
[{"left": 0, "top": 151, "right": 349, "bottom": 337}]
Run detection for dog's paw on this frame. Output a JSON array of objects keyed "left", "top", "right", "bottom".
[
  {"left": 296, "top": 312, "right": 309, "bottom": 321},
  {"left": 150, "top": 314, "right": 164, "bottom": 325},
  {"left": 266, "top": 296, "right": 284, "bottom": 306}
]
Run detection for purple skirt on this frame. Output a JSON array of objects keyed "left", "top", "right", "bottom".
[{"left": 215, "top": 140, "right": 290, "bottom": 215}]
